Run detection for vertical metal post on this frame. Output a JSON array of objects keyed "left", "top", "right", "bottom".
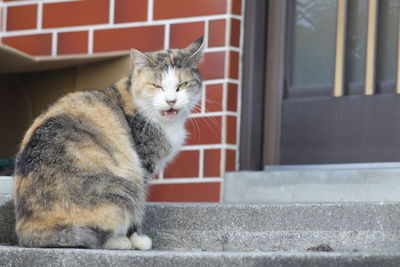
[
  {"left": 365, "top": 0, "right": 378, "bottom": 95},
  {"left": 334, "top": 0, "right": 348, "bottom": 97},
  {"left": 396, "top": 15, "right": 400, "bottom": 94}
]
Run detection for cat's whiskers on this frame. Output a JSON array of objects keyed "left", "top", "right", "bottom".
[
  {"left": 205, "top": 99, "right": 222, "bottom": 108},
  {"left": 191, "top": 105, "right": 201, "bottom": 112},
  {"left": 192, "top": 116, "right": 201, "bottom": 140},
  {"left": 199, "top": 116, "right": 220, "bottom": 139},
  {"left": 182, "top": 106, "right": 200, "bottom": 140},
  {"left": 182, "top": 106, "right": 197, "bottom": 138},
  {"left": 142, "top": 109, "right": 157, "bottom": 134}
]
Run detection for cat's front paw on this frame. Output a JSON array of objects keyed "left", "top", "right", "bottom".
[
  {"left": 130, "top": 233, "right": 152, "bottom": 250},
  {"left": 103, "top": 236, "right": 133, "bottom": 250}
]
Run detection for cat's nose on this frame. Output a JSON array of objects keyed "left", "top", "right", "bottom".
[{"left": 166, "top": 99, "right": 176, "bottom": 107}]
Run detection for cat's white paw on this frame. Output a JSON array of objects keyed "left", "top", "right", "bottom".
[
  {"left": 130, "top": 233, "right": 152, "bottom": 250},
  {"left": 103, "top": 236, "right": 132, "bottom": 250}
]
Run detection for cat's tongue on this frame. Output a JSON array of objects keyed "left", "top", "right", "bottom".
[{"left": 163, "top": 109, "right": 177, "bottom": 118}]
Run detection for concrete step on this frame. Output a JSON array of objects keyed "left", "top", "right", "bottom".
[
  {"left": 223, "top": 167, "right": 400, "bottom": 203},
  {"left": 1, "top": 246, "right": 400, "bottom": 267},
  {"left": 1, "top": 195, "right": 400, "bottom": 253},
  {"left": 2, "top": 194, "right": 400, "bottom": 266}
]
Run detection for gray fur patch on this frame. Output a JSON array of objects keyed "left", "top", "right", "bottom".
[{"left": 125, "top": 112, "right": 171, "bottom": 177}]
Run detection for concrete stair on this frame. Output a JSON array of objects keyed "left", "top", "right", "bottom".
[
  {"left": 1, "top": 193, "right": 400, "bottom": 266},
  {"left": 223, "top": 164, "right": 400, "bottom": 203}
]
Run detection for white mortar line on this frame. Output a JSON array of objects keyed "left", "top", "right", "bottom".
[
  {"left": 151, "top": 178, "right": 222, "bottom": 184},
  {"left": 221, "top": 81, "right": 229, "bottom": 181},
  {"left": 201, "top": 84, "right": 206, "bottom": 113},
  {"left": 37, "top": 1, "right": 43, "bottom": 29},
  {"left": 223, "top": 0, "right": 232, "bottom": 201},
  {"left": 51, "top": 31, "right": 57, "bottom": 56},
  {"left": 224, "top": 18, "right": 231, "bottom": 53},
  {"left": 109, "top": 0, "right": 115, "bottom": 25},
  {"left": 189, "top": 111, "right": 238, "bottom": 118},
  {"left": 181, "top": 144, "right": 238, "bottom": 150},
  {"left": 235, "top": 0, "right": 245, "bottom": 171},
  {"left": 227, "top": 0, "right": 232, "bottom": 14},
  {"left": 199, "top": 148, "right": 204, "bottom": 179},
  {"left": 1, "top": 14, "right": 236, "bottom": 35},
  {"left": 203, "top": 78, "right": 239, "bottom": 85},
  {"left": 206, "top": 46, "right": 240, "bottom": 52},
  {"left": 163, "top": 23, "right": 170, "bottom": 49},
  {"left": 147, "top": 0, "right": 153, "bottom": 22},
  {"left": 1, "top": 6, "right": 7, "bottom": 33},
  {"left": 218, "top": 5, "right": 234, "bottom": 187},
  {"left": 204, "top": 18, "right": 209, "bottom": 49},
  {"left": 2, "top": 0, "right": 81, "bottom": 7},
  {"left": 229, "top": 14, "right": 241, "bottom": 20},
  {"left": 87, "top": 27, "right": 93, "bottom": 54}
]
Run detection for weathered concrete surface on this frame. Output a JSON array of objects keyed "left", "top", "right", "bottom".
[
  {"left": 224, "top": 169, "right": 400, "bottom": 203},
  {"left": 2, "top": 195, "right": 400, "bottom": 252},
  {"left": 143, "top": 202, "right": 400, "bottom": 252},
  {"left": 1, "top": 246, "right": 400, "bottom": 267}
]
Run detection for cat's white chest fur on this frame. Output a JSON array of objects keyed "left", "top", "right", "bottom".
[{"left": 155, "top": 118, "right": 186, "bottom": 173}]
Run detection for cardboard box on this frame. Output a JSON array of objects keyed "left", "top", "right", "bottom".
[{"left": 0, "top": 44, "right": 131, "bottom": 158}]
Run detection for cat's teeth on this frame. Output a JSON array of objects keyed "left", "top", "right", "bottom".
[{"left": 162, "top": 110, "right": 177, "bottom": 118}]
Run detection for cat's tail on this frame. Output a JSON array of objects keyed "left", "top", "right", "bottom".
[{"left": 18, "top": 226, "right": 112, "bottom": 249}]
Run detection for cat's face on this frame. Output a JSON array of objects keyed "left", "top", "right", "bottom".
[{"left": 130, "top": 37, "right": 204, "bottom": 123}]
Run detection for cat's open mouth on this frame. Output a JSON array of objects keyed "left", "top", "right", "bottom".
[{"left": 161, "top": 108, "right": 178, "bottom": 118}]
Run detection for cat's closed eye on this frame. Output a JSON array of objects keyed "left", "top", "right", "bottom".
[
  {"left": 176, "top": 81, "right": 189, "bottom": 92},
  {"left": 151, "top": 83, "right": 164, "bottom": 91}
]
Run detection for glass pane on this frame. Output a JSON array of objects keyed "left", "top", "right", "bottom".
[
  {"left": 376, "top": 0, "right": 400, "bottom": 89},
  {"left": 290, "top": 0, "right": 338, "bottom": 90},
  {"left": 346, "top": 0, "right": 368, "bottom": 91}
]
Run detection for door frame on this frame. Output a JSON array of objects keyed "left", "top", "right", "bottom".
[{"left": 239, "top": 0, "right": 287, "bottom": 170}]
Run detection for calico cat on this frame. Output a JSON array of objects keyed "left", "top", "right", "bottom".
[{"left": 13, "top": 37, "right": 204, "bottom": 249}]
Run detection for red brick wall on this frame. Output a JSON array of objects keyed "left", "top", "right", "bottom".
[{"left": 0, "top": 0, "right": 243, "bottom": 202}]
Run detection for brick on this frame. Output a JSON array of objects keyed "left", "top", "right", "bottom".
[
  {"left": 57, "top": 31, "right": 88, "bottom": 55},
  {"left": 114, "top": 0, "right": 147, "bottom": 23},
  {"left": 230, "top": 18, "right": 241, "bottom": 47},
  {"left": 186, "top": 116, "right": 222, "bottom": 145},
  {"left": 94, "top": 25, "right": 164, "bottom": 52},
  {"left": 154, "top": 0, "right": 227, "bottom": 20},
  {"left": 198, "top": 52, "right": 225, "bottom": 80},
  {"left": 227, "top": 83, "right": 238, "bottom": 112},
  {"left": 208, "top": 19, "right": 226, "bottom": 47},
  {"left": 229, "top": 51, "right": 239, "bottom": 79},
  {"left": 3, "top": 34, "right": 52, "bottom": 56},
  {"left": 170, "top": 21, "right": 204, "bottom": 49},
  {"left": 205, "top": 84, "right": 223, "bottom": 112},
  {"left": 164, "top": 150, "right": 200, "bottom": 178},
  {"left": 231, "top": 0, "right": 242, "bottom": 15},
  {"left": 7, "top": 4, "right": 37, "bottom": 31},
  {"left": 226, "top": 149, "right": 236, "bottom": 172},
  {"left": 204, "top": 149, "right": 221, "bottom": 177},
  {"left": 227, "top": 115, "right": 237, "bottom": 144},
  {"left": 43, "top": 0, "right": 109, "bottom": 28},
  {"left": 148, "top": 182, "right": 220, "bottom": 202}
]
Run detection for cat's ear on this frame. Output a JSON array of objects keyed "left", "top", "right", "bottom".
[
  {"left": 130, "top": 49, "right": 156, "bottom": 70},
  {"left": 184, "top": 36, "right": 204, "bottom": 66}
]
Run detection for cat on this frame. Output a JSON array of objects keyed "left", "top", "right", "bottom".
[{"left": 13, "top": 37, "right": 204, "bottom": 250}]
